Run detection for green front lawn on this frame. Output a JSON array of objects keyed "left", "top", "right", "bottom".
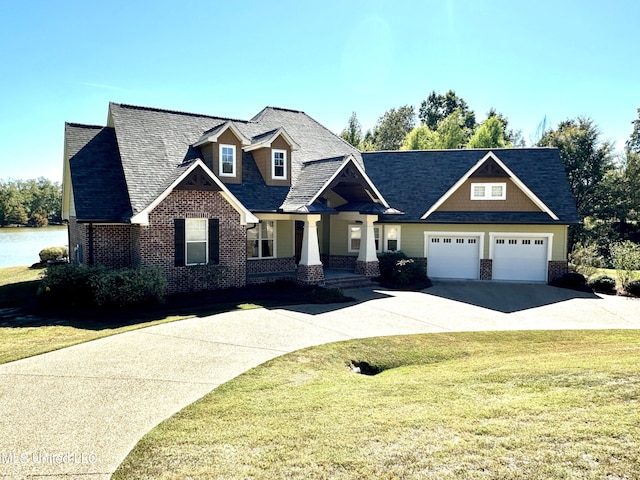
[{"left": 114, "top": 330, "right": 640, "bottom": 479}]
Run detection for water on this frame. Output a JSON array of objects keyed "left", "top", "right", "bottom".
[{"left": 0, "top": 226, "right": 68, "bottom": 268}]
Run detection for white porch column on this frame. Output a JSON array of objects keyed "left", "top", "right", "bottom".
[
  {"left": 357, "top": 215, "right": 378, "bottom": 263},
  {"left": 297, "top": 214, "right": 324, "bottom": 284},
  {"left": 299, "top": 215, "right": 322, "bottom": 266}
]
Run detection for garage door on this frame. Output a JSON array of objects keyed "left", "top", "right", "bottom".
[
  {"left": 426, "top": 235, "right": 480, "bottom": 279},
  {"left": 492, "top": 236, "right": 548, "bottom": 282}
]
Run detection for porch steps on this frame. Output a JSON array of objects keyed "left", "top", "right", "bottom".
[{"left": 321, "top": 274, "right": 378, "bottom": 290}]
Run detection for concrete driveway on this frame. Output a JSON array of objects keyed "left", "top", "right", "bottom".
[{"left": 1, "top": 282, "right": 639, "bottom": 479}]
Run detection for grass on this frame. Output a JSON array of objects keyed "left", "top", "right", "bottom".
[
  {"left": 113, "top": 330, "right": 640, "bottom": 479},
  {"left": 0, "top": 266, "right": 351, "bottom": 365}
]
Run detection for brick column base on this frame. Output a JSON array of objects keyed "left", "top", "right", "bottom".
[
  {"left": 548, "top": 260, "right": 568, "bottom": 283},
  {"left": 480, "top": 259, "right": 492, "bottom": 280},
  {"left": 355, "top": 260, "right": 380, "bottom": 277},
  {"left": 297, "top": 264, "right": 324, "bottom": 285}
]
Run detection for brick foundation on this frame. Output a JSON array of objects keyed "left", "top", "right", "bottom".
[
  {"left": 246, "top": 257, "right": 296, "bottom": 275},
  {"left": 480, "top": 259, "right": 492, "bottom": 280},
  {"left": 297, "top": 264, "right": 324, "bottom": 285},
  {"left": 355, "top": 260, "right": 380, "bottom": 277},
  {"left": 548, "top": 260, "right": 568, "bottom": 283},
  {"left": 322, "top": 255, "right": 357, "bottom": 270}
]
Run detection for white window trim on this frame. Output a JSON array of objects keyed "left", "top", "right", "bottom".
[
  {"left": 470, "top": 182, "right": 506, "bottom": 200},
  {"left": 219, "top": 144, "right": 236, "bottom": 177},
  {"left": 383, "top": 225, "right": 401, "bottom": 252},
  {"left": 247, "top": 220, "right": 277, "bottom": 259},
  {"left": 271, "top": 149, "right": 287, "bottom": 180},
  {"left": 348, "top": 224, "right": 382, "bottom": 253},
  {"left": 489, "top": 232, "right": 553, "bottom": 261},
  {"left": 424, "top": 232, "right": 485, "bottom": 260},
  {"left": 185, "top": 218, "right": 208, "bottom": 266}
]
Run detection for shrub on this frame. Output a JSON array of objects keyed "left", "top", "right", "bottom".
[
  {"left": 587, "top": 275, "right": 616, "bottom": 294},
  {"left": 38, "top": 264, "right": 167, "bottom": 309},
  {"left": 39, "top": 246, "right": 68, "bottom": 262},
  {"left": 377, "top": 251, "right": 431, "bottom": 288},
  {"left": 29, "top": 212, "right": 49, "bottom": 227},
  {"left": 610, "top": 241, "right": 640, "bottom": 288},
  {"left": 91, "top": 267, "right": 168, "bottom": 308},
  {"left": 569, "top": 242, "right": 605, "bottom": 277},
  {"left": 550, "top": 272, "right": 588, "bottom": 291},
  {"left": 625, "top": 279, "right": 640, "bottom": 297},
  {"left": 38, "top": 264, "right": 102, "bottom": 307}
]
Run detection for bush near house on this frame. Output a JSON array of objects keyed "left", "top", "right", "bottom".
[
  {"left": 587, "top": 275, "right": 616, "bottom": 294},
  {"left": 625, "top": 279, "right": 640, "bottom": 297},
  {"left": 378, "top": 251, "right": 431, "bottom": 289},
  {"left": 37, "top": 264, "right": 167, "bottom": 309},
  {"left": 550, "top": 272, "right": 588, "bottom": 291}
]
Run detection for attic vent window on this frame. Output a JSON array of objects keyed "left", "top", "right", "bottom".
[{"left": 471, "top": 182, "right": 506, "bottom": 200}]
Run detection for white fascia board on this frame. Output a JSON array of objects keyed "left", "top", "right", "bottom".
[
  {"left": 308, "top": 154, "right": 391, "bottom": 208},
  {"left": 421, "top": 151, "right": 559, "bottom": 221},
  {"left": 130, "top": 159, "right": 258, "bottom": 225},
  {"left": 243, "top": 127, "right": 301, "bottom": 152},
  {"left": 193, "top": 121, "right": 250, "bottom": 147}
]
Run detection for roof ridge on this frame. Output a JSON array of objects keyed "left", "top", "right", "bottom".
[
  {"left": 112, "top": 102, "right": 249, "bottom": 123},
  {"left": 265, "top": 106, "right": 305, "bottom": 114},
  {"left": 65, "top": 122, "right": 107, "bottom": 130}
]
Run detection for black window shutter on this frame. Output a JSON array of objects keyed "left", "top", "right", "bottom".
[
  {"left": 174, "top": 218, "right": 185, "bottom": 267},
  {"left": 208, "top": 219, "right": 220, "bottom": 264}
]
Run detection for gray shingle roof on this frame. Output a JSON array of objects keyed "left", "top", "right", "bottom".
[
  {"left": 65, "top": 123, "right": 132, "bottom": 222},
  {"left": 362, "top": 148, "right": 579, "bottom": 224},
  {"left": 99, "top": 103, "right": 361, "bottom": 217},
  {"left": 67, "top": 104, "right": 577, "bottom": 227}
]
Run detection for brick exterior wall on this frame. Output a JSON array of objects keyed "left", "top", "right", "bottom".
[
  {"left": 480, "top": 259, "right": 492, "bottom": 280},
  {"left": 548, "top": 260, "right": 568, "bottom": 284},
  {"left": 297, "top": 264, "right": 324, "bottom": 285},
  {"left": 140, "top": 190, "right": 247, "bottom": 294},
  {"left": 91, "top": 224, "right": 132, "bottom": 268},
  {"left": 67, "top": 217, "right": 131, "bottom": 268}
]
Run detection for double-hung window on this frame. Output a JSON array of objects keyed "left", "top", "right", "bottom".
[
  {"left": 219, "top": 144, "right": 236, "bottom": 176},
  {"left": 174, "top": 218, "right": 219, "bottom": 267},
  {"left": 384, "top": 225, "right": 400, "bottom": 251},
  {"left": 186, "top": 218, "right": 208, "bottom": 265},
  {"left": 248, "top": 221, "right": 275, "bottom": 258},
  {"left": 272, "top": 149, "right": 287, "bottom": 179}
]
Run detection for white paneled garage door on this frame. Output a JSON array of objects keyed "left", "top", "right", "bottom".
[
  {"left": 492, "top": 235, "right": 549, "bottom": 282},
  {"left": 426, "top": 234, "right": 481, "bottom": 279}
]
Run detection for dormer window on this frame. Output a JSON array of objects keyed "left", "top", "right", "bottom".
[
  {"left": 219, "top": 144, "right": 236, "bottom": 177},
  {"left": 471, "top": 182, "right": 506, "bottom": 200},
  {"left": 272, "top": 149, "right": 287, "bottom": 180}
]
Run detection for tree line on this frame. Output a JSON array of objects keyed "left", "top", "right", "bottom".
[
  {"left": 0, "top": 178, "right": 62, "bottom": 227},
  {"left": 340, "top": 90, "right": 640, "bottom": 263}
]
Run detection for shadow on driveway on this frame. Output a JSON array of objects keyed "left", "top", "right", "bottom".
[{"left": 423, "top": 280, "right": 600, "bottom": 313}]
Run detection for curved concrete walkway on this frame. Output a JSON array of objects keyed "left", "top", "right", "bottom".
[{"left": 1, "top": 282, "right": 639, "bottom": 479}]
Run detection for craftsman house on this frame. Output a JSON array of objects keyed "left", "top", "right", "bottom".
[{"left": 62, "top": 103, "right": 578, "bottom": 293}]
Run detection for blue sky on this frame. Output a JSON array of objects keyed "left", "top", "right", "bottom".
[{"left": 1, "top": 0, "right": 638, "bottom": 182}]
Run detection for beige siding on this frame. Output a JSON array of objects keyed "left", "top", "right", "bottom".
[
  {"left": 438, "top": 177, "right": 541, "bottom": 212},
  {"left": 276, "top": 220, "right": 294, "bottom": 257},
  {"left": 251, "top": 135, "right": 292, "bottom": 186},
  {"left": 397, "top": 223, "right": 568, "bottom": 261}
]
